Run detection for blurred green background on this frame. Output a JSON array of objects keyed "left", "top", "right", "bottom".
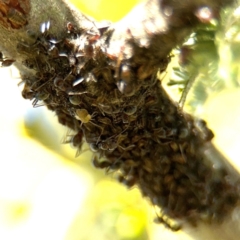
[{"left": 0, "top": 1, "right": 240, "bottom": 240}]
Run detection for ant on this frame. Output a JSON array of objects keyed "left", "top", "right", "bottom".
[
  {"left": 0, "top": 51, "right": 15, "bottom": 67},
  {"left": 92, "top": 155, "right": 111, "bottom": 169},
  {"left": 62, "top": 130, "right": 86, "bottom": 157},
  {"left": 4, "top": 7, "right": 28, "bottom": 29},
  {"left": 75, "top": 108, "right": 104, "bottom": 142},
  {"left": 154, "top": 208, "right": 182, "bottom": 231}
]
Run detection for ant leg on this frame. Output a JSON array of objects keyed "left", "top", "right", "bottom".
[{"left": 179, "top": 72, "right": 198, "bottom": 109}]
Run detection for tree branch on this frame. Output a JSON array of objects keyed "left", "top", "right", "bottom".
[{"left": 0, "top": 0, "right": 239, "bottom": 239}]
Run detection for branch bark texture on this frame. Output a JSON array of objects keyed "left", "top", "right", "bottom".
[{"left": 0, "top": 0, "right": 239, "bottom": 239}]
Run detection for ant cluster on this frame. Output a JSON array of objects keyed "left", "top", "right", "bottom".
[{"left": 18, "top": 21, "right": 239, "bottom": 230}]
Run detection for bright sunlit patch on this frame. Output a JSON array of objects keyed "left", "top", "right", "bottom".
[
  {"left": 116, "top": 208, "right": 145, "bottom": 238},
  {"left": 218, "top": 67, "right": 229, "bottom": 81},
  {"left": 0, "top": 143, "right": 93, "bottom": 240},
  {"left": 196, "top": 6, "right": 212, "bottom": 20},
  {"left": 234, "top": 6, "right": 240, "bottom": 17},
  {"left": 0, "top": 116, "right": 93, "bottom": 240},
  {"left": 203, "top": 89, "right": 240, "bottom": 171},
  {"left": 67, "top": 0, "right": 144, "bottom": 22},
  {"left": 218, "top": 44, "right": 232, "bottom": 83},
  {"left": 25, "top": 167, "right": 93, "bottom": 240},
  {"left": 0, "top": 201, "right": 30, "bottom": 226}
]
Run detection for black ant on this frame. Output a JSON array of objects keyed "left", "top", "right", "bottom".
[{"left": 0, "top": 51, "right": 15, "bottom": 67}]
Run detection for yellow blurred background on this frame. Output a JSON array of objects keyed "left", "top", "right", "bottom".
[
  {"left": 0, "top": 0, "right": 240, "bottom": 239},
  {"left": 0, "top": 67, "right": 193, "bottom": 240},
  {"left": 1, "top": 58, "right": 240, "bottom": 240},
  {"left": 67, "top": 0, "right": 145, "bottom": 22}
]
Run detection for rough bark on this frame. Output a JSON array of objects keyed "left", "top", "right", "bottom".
[{"left": 0, "top": 0, "right": 239, "bottom": 239}]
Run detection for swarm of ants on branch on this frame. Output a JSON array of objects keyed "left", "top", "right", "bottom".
[{"left": 7, "top": 17, "right": 239, "bottom": 231}]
